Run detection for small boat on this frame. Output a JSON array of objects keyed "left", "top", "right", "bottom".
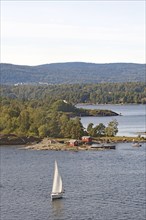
[
  {"left": 91, "top": 143, "right": 116, "bottom": 150},
  {"left": 51, "top": 160, "right": 64, "bottom": 201},
  {"left": 132, "top": 142, "right": 142, "bottom": 147}
]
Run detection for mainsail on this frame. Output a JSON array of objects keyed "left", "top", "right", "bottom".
[{"left": 52, "top": 160, "right": 63, "bottom": 194}]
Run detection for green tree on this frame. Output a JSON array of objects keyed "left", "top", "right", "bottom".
[
  {"left": 95, "top": 123, "right": 106, "bottom": 137},
  {"left": 51, "top": 100, "right": 76, "bottom": 112},
  {"left": 38, "top": 125, "right": 49, "bottom": 137},
  {"left": 18, "top": 110, "right": 30, "bottom": 134},
  {"left": 87, "top": 123, "right": 94, "bottom": 136},
  {"left": 105, "top": 119, "right": 118, "bottom": 137},
  {"left": 59, "top": 114, "right": 70, "bottom": 137},
  {"left": 47, "top": 112, "right": 61, "bottom": 137},
  {"left": 66, "top": 117, "right": 85, "bottom": 139}
]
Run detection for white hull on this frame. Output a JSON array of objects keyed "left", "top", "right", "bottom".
[
  {"left": 132, "top": 143, "right": 142, "bottom": 147},
  {"left": 51, "top": 193, "right": 63, "bottom": 201}
]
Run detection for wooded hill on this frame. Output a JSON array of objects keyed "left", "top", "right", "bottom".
[
  {"left": 1, "top": 82, "right": 145, "bottom": 104},
  {"left": 1, "top": 62, "right": 145, "bottom": 84}
]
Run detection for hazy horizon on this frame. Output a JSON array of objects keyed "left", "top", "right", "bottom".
[
  {"left": 1, "top": 1, "right": 145, "bottom": 65},
  {"left": 1, "top": 61, "right": 146, "bottom": 67}
]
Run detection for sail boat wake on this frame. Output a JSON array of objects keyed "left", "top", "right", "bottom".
[{"left": 51, "top": 160, "right": 63, "bottom": 201}]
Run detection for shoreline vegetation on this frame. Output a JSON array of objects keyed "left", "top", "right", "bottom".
[
  {"left": 0, "top": 134, "right": 145, "bottom": 151},
  {"left": 76, "top": 102, "right": 145, "bottom": 106},
  {"left": 0, "top": 99, "right": 120, "bottom": 139}
]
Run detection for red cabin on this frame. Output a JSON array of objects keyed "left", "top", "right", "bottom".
[
  {"left": 69, "top": 139, "right": 79, "bottom": 147},
  {"left": 82, "top": 136, "right": 92, "bottom": 143}
]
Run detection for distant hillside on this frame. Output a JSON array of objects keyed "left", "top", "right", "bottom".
[{"left": 0, "top": 62, "right": 145, "bottom": 84}]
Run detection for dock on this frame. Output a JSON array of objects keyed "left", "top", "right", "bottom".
[{"left": 91, "top": 143, "right": 116, "bottom": 150}]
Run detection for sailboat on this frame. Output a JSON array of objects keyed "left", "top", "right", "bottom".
[
  {"left": 51, "top": 160, "right": 63, "bottom": 201},
  {"left": 132, "top": 139, "right": 142, "bottom": 147},
  {"left": 132, "top": 142, "right": 142, "bottom": 147}
]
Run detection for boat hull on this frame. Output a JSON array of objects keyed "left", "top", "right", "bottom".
[
  {"left": 51, "top": 193, "right": 63, "bottom": 201},
  {"left": 132, "top": 143, "right": 141, "bottom": 147},
  {"left": 91, "top": 144, "right": 116, "bottom": 150}
]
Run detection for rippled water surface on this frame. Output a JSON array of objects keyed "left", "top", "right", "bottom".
[{"left": 1, "top": 144, "right": 146, "bottom": 220}]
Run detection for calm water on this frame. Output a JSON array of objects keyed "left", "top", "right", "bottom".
[
  {"left": 76, "top": 104, "right": 146, "bottom": 137},
  {"left": 1, "top": 144, "right": 146, "bottom": 220}
]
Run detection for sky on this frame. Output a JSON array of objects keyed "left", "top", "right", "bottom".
[{"left": 1, "top": 0, "right": 145, "bottom": 65}]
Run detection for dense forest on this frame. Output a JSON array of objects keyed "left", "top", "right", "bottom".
[
  {"left": 0, "top": 81, "right": 145, "bottom": 139},
  {"left": 0, "top": 98, "right": 119, "bottom": 139},
  {"left": 1, "top": 82, "right": 145, "bottom": 104},
  {"left": 1, "top": 62, "right": 145, "bottom": 84}
]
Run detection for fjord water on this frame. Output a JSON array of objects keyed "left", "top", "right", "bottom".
[
  {"left": 77, "top": 104, "right": 146, "bottom": 137},
  {"left": 1, "top": 143, "right": 145, "bottom": 220}
]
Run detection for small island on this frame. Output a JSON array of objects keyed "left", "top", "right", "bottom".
[
  {"left": 0, "top": 133, "right": 145, "bottom": 151},
  {"left": 25, "top": 137, "right": 117, "bottom": 151},
  {"left": 24, "top": 135, "right": 145, "bottom": 151},
  {"left": 0, "top": 98, "right": 145, "bottom": 150}
]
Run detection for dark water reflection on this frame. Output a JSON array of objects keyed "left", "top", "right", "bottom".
[
  {"left": 51, "top": 199, "right": 64, "bottom": 219},
  {"left": 1, "top": 143, "right": 146, "bottom": 220}
]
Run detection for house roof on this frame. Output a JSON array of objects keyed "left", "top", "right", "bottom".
[
  {"left": 82, "top": 136, "right": 91, "bottom": 138},
  {"left": 69, "top": 139, "right": 78, "bottom": 143}
]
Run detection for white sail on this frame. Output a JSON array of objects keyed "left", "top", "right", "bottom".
[{"left": 52, "top": 160, "right": 63, "bottom": 194}]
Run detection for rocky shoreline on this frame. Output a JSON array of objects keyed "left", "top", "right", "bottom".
[
  {"left": 0, "top": 134, "right": 41, "bottom": 145},
  {"left": 0, "top": 134, "right": 145, "bottom": 151},
  {"left": 25, "top": 138, "right": 80, "bottom": 151}
]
